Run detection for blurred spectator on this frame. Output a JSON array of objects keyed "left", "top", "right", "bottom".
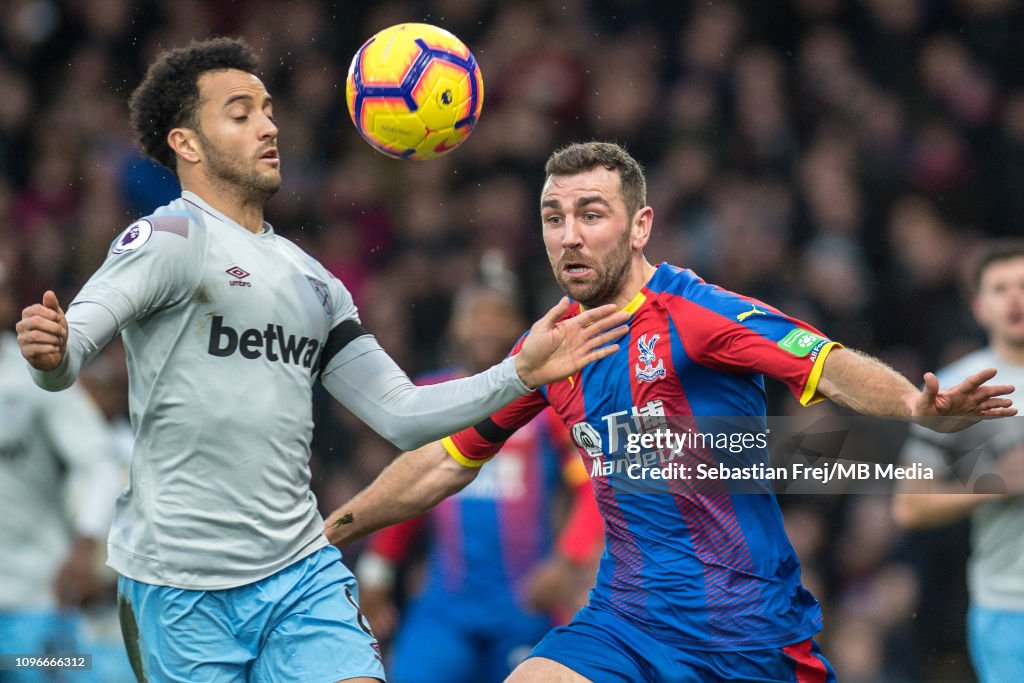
[{"left": 894, "top": 241, "right": 1024, "bottom": 683}]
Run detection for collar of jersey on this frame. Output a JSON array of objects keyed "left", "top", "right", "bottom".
[
  {"left": 181, "top": 190, "right": 274, "bottom": 237},
  {"left": 577, "top": 289, "right": 648, "bottom": 316}
]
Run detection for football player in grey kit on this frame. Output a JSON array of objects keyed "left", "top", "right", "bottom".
[
  {"left": 14, "top": 38, "right": 628, "bottom": 683},
  {"left": 1, "top": 263, "right": 123, "bottom": 682}
]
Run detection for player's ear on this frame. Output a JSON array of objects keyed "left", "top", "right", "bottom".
[
  {"left": 168, "top": 128, "right": 202, "bottom": 166},
  {"left": 631, "top": 206, "right": 654, "bottom": 249}
]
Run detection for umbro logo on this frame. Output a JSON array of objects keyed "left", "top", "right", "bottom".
[{"left": 226, "top": 266, "right": 252, "bottom": 288}]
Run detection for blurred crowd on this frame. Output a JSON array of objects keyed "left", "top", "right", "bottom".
[{"left": 2, "top": 0, "right": 1022, "bottom": 680}]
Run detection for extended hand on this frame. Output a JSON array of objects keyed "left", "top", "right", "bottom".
[
  {"left": 514, "top": 298, "right": 630, "bottom": 389},
  {"left": 911, "top": 368, "right": 1016, "bottom": 432},
  {"left": 15, "top": 290, "right": 68, "bottom": 371}
]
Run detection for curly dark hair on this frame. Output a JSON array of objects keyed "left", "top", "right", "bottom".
[
  {"left": 128, "top": 37, "right": 259, "bottom": 175},
  {"left": 544, "top": 142, "right": 647, "bottom": 221}
]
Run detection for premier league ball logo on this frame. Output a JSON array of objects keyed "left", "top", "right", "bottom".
[{"left": 111, "top": 219, "right": 153, "bottom": 255}]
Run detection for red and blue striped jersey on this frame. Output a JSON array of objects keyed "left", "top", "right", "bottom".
[{"left": 444, "top": 263, "right": 840, "bottom": 650}]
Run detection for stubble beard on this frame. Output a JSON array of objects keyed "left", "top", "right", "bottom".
[
  {"left": 197, "top": 129, "right": 280, "bottom": 204},
  {"left": 552, "top": 227, "right": 633, "bottom": 308}
]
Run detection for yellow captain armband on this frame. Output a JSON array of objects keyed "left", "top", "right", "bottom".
[
  {"left": 799, "top": 341, "right": 842, "bottom": 406},
  {"left": 441, "top": 436, "right": 493, "bottom": 468}
]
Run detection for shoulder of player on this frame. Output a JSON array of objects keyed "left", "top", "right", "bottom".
[
  {"left": 270, "top": 234, "right": 337, "bottom": 276},
  {"left": 657, "top": 270, "right": 770, "bottom": 325},
  {"left": 108, "top": 205, "right": 200, "bottom": 258}
]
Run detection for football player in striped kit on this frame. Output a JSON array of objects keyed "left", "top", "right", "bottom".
[{"left": 327, "top": 142, "right": 1016, "bottom": 683}]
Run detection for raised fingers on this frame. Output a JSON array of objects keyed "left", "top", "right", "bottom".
[
  {"left": 971, "top": 384, "right": 1016, "bottom": 401},
  {"left": 976, "top": 397, "right": 1015, "bottom": 411},
  {"left": 581, "top": 342, "right": 621, "bottom": 365},
  {"left": 536, "top": 297, "right": 571, "bottom": 331},
  {"left": 583, "top": 324, "right": 630, "bottom": 352},
  {"left": 956, "top": 367, "right": 999, "bottom": 395},
  {"left": 572, "top": 303, "right": 624, "bottom": 329},
  {"left": 574, "top": 309, "right": 630, "bottom": 338},
  {"left": 979, "top": 407, "right": 1019, "bottom": 418}
]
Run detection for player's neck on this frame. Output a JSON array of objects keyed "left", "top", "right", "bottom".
[
  {"left": 991, "top": 337, "right": 1024, "bottom": 366},
  {"left": 608, "top": 259, "right": 657, "bottom": 311},
  {"left": 182, "top": 177, "right": 266, "bottom": 234}
]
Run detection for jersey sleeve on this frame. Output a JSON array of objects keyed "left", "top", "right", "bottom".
[
  {"left": 317, "top": 273, "right": 371, "bottom": 377},
  {"left": 73, "top": 215, "right": 202, "bottom": 328},
  {"left": 443, "top": 390, "right": 550, "bottom": 467},
  {"left": 326, "top": 272, "right": 360, "bottom": 327},
  {"left": 669, "top": 286, "right": 841, "bottom": 406},
  {"left": 29, "top": 216, "right": 202, "bottom": 391}
]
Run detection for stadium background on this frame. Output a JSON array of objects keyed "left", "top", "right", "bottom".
[{"left": 2, "top": 0, "right": 1022, "bottom": 681}]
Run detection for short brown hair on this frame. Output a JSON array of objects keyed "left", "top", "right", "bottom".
[
  {"left": 973, "top": 239, "right": 1024, "bottom": 291},
  {"left": 544, "top": 142, "right": 647, "bottom": 220},
  {"left": 128, "top": 37, "right": 259, "bottom": 175}
]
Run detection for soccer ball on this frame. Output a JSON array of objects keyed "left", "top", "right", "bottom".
[{"left": 345, "top": 23, "right": 484, "bottom": 160}]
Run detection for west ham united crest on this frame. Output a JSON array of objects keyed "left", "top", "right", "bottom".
[{"left": 306, "top": 276, "right": 332, "bottom": 317}]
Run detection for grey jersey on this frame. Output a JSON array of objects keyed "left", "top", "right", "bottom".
[
  {"left": 900, "top": 348, "right": 1024, "bottom": 609},
  {"left": 75, "top": 192, "right": 363, "bottom": 589},
  {"left": 0, "top": 333, "right": 120, "bottom": 609},
  {"left": 44, "top": 191, "right": 529, "bottom": 590}
]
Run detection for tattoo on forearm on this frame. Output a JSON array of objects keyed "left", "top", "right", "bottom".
[{"left": 332, "top": 512, "right": 354, "bottom": 528}]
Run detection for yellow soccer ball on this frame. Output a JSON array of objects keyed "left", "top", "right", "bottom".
[{"left": 345, "top": 23, "right": 484, "bottom": 160}]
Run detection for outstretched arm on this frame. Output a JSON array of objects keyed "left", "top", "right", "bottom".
[
  {"left": 324, "top": 440, "right": 478, "bottom": 546},
  {"left": 322, "top": 298, "right": 628, "bottom": 450},
  {"left": 816, "top": 348, "right": 1016, "bottom": 432}
]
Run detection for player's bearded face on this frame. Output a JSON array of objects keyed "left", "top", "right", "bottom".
[
  {"left": 552, "top": 226, "right": 632, "bottom": 308},
  {"left": 193, "top": 70, "right": 281, "bottom": 202},
  {"left": 542, "top": 168, "right": 635, "bottom": 308},
  {"left": 197, "top": 127, "right": 280, "bottom": 201}
]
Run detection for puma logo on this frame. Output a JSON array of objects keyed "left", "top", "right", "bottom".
[{"left": 737, "top": 305, "right": 767, "bottom": 322}]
